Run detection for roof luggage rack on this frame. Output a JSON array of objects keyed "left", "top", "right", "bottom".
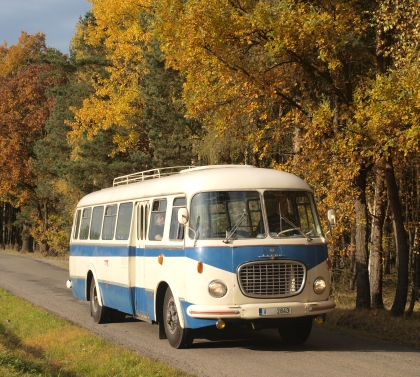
[{"left": 113, "top": 166, "right": 193, "bottom": 186}]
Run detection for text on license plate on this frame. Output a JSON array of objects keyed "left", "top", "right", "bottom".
[{"left": 259, "top": 307, "right": 292, "bottom": 316}]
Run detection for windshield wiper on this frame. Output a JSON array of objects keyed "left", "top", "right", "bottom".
[
  {"left": 278, "top": 216, "right": 313, "bottom": 242},
  {"left": 223, "top": 213, "right": 246, "bottom": 243}
]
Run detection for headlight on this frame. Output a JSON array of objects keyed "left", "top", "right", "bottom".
[
  {"left": 313, "top": 278, "right": 327, "bottom": 294},
  {"left": 208, "top": 280, "right": 227, "bottom": 298}
]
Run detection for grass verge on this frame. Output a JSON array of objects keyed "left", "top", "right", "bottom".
[{"left": 0, "top": 287, "right": 193, "bottom": 377}]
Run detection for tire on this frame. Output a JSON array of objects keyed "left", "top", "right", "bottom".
[
  {"left": 163, "top": 287, "right": 194, "bottom": 349},
  {"left": 90, "top": 278, "right": 111, "bottom": 324},
  {"left": 278, "top": 318, "right": 313, "bottom": 345}
]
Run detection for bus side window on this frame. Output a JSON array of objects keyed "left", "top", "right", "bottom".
[
  {"left": 102, "top": 204, "right": 117, "bottom": 240},
  {"left": 137, "top": 204, "right": 150, "bottom": 240},
  {"left": 116, "top": 202, "right": 133, "bottom": 240},
  {"left": 137, "top": 205, "right": 142, "bottom": 240},
  {"left": 79, "top": 208, "right": 92, "bottom": 240},
  {"left": 169, "top": 197, "right": 186, "bottom": 240},
  {"left": 73, "top": 209, "right": 81, "bottom": 239},
  {"left": 149, "top": 199, "right": 167, "bottom": 241},
  {"left": 144, "top": 204, "right": 149, "bottom": 239},
  {"left": 90, "top": 206, "right": 104, "bottom": 240}
]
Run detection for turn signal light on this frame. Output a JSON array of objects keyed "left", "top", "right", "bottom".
[
  {"left": 158, "top": 254, "right": 163, "bottom": 265},
  {"left": 315, "top": 316, "right": 324, "bottom": 325},
  {"left": 216, "top": 319, "right": 226, "bottom": 329}
]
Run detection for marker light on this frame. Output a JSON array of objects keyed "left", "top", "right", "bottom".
[
  {"left": 208, "top": 280, "right": 227, "bottom": 298},
  {"left": 313, "top": 278, "right": 327, "bottom": 294},
  {"left": 216, "top": 319, "right": 226, "bottom": 329},
  {"left": 315, "top": 316, "right": 324, "bottom": 325},
  {"left": 158, "top": 254, "right": 163, "bottom": 265},
  {"left": 197, "top": 261, "right": 203, "bottom": 273}
]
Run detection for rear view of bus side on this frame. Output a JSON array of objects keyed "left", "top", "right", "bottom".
[{"left": 67, "top": 165, "right": 336, "bottom": 348}]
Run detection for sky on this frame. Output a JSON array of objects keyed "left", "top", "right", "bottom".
[{"left": 0, "top": 0, "right": 92, "bottom": 55}]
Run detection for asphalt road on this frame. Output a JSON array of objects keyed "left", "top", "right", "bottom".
[{"left": 1, "top": 252, "right": 419, "bottom": 377}]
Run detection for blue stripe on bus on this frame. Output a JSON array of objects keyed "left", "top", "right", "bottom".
[
  {"left": 185, "top": 244, "right": 327, "bottom": 272},
  {"left": 70, "top": 244, "right": 328, "bottom": 272},
  {"left": 70, "top": 244, "right": 136, "bottom": 257}
]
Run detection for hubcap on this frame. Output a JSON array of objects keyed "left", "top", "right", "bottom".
[
  {"left": 166, "top": 298, "right": 178, "bottom": 335},
  {"left": 93, "top": 286, "right": 98, "bottom": 311}
]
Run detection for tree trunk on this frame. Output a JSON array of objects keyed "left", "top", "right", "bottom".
[
  {"left": 1, "top": 202, "right": 6, "bottom": 249},
  {"left": 370, "top": 162, "right": 386, "bottom": 308},
  {"left": 355, "top": 168, "right": 371, "bottom": 309},
  {"left": 384, "top": 156, "right": 409, "bottom": 316},
  {"left": 407, "top": 227, "right": 420, "bottom": 314},
  {"left": 407, "top": 162, "right": 420, "bottom": 314},
  {"left": 41, "top": 200, "right": 49, "bottom": 253},
  {"left": 20, "top": 223, "right": 34, "bottom": 253}
]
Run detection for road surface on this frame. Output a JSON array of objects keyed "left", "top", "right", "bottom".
[{"left": 1, "top": 252, "right": 419, "bottom": 377}]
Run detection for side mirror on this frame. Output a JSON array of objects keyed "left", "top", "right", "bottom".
[
  {"left": 178, "top": 208, "right": 189, "bottom": 225},
  {"left": 326, "top": 208, "right": 337, "bottom": 234}
]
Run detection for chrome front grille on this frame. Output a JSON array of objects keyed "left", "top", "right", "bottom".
[{"left": 237, "top": 261, "right": 306, "bottom": 298}]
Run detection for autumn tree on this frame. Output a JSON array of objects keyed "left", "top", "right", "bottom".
[
  {"left": 153, "top": 0, "right": 420, "bottom": 313},
  {"left": 0, "top": 33, "right": 66, "bottom": 252},
  {"left": 68, "top": 0, "right": 153, "bottom": 157}
]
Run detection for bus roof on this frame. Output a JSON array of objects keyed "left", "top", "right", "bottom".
[{"left": 76, "top": 165, "right": 312, "bottom": 208}]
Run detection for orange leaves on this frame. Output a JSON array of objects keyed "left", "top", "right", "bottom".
[{"left": 0, "top": 44, "right": 57, "bottom": 202}]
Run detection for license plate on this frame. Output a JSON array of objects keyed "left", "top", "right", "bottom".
[{"left": 259, "top": 307, "right": 292, "bottom": 316}]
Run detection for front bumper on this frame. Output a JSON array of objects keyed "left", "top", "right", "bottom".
[{"left": 187, "top": 299, "right": 336, "bottom": 319}]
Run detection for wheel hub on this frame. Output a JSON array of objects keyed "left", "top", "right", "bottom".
[{"left": 166, "top": 300, "right": 178, "bottom": 334}]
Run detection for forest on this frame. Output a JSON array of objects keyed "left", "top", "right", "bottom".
[{"left": 0, "top": 0, "right": 419, "bottom": 316}]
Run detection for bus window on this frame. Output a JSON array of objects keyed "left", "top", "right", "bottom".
[
  {"left": 137, "top": 205, "right": 143, "bottom": 240},
  {"left": 169, "top": 197, "right": 186, "bottom": 240},
  {"left": 144, "top": 204, "right": 149, "bottom": 239},
  {"left": 149, "top": 199, "right": 167, "bottom": 241},
  {"left": 189, "top": 191, "right": 261, "bottom": 239},
  {"left": 102, "top": 204, "right": 117, "bottom": 240},
  {"left": 79, "top": 208, "right": 92, "bottom": 240},
  {"left": 137, "top": 203, "right": 150, "bottom": 241},
  {"left": 90, "top": 206, "right": 104, "bottom": 240},
  {"left": 116, "top": 202, "right": 133, "bottom": 240},
  {"left": 263, "top": 191, "right": 322, "bottom": 238},
  {"left": 73, "top": 209, "right": 81, "bottom": 239}
]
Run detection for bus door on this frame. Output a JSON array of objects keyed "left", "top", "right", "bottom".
[{"left": 134, "top": 201, "right": 150, "bottom": 322}]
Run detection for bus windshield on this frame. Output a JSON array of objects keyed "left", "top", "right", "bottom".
[
  {"left": 189, "top": 190, "right": 322, "bottom": 240},
  {"left": 189, "top": 191, "right": 262, "bottom": 239},
  {"left": 263, "top": 191, "right": 322, "bottom": 238}
]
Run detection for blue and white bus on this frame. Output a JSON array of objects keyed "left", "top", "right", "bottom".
[{"left": 67, "top": 165, "right": 336, "bottom": 348}]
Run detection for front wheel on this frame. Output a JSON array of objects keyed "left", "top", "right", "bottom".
[
  {"left": 278, "top": 319, "right": 313, "bottom": 345},
  {"left": 163, "top": 287, "right": 194, "bottom": 349},
  {"left": 90, "top": 278, "right": 111, "bottom": 324}
]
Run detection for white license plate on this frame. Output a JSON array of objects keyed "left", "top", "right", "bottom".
[{"left": 259, "top": 307, "right": 292, "bottom": 316}]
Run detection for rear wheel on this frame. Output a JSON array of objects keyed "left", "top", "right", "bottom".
[
  {"left": 163, "top": 287, "right": 194, "bottom": 349},
  {"left": 278, "top": 318, "right": 313, "bottom": 345},
  {"left": 90, "top": 278, "right": 111, "bottom": 324}
]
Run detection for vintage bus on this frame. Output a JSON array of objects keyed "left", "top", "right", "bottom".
[{"left": 67, "top": 165, "right": 336, "bottom": 348}]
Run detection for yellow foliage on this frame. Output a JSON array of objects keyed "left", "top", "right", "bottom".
[{"left": 68, "top": 0, "right": 153, "bottom": 157}]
